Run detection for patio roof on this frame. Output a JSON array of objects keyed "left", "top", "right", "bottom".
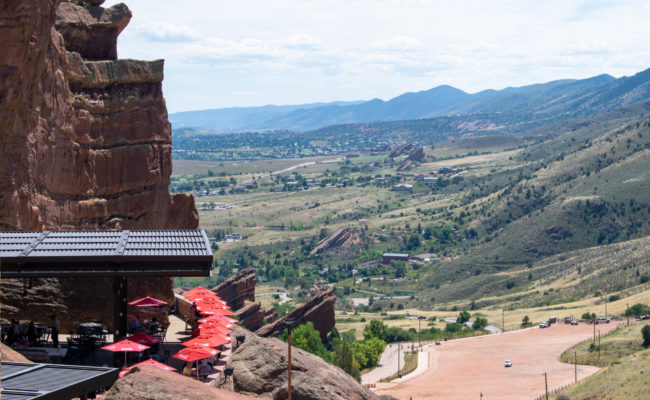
[
  {"left": 0, "top": 362, "right": 118, "bottom": 400},
  {"left": 0, "top": 230, "right": 213, "bottom": 278}
]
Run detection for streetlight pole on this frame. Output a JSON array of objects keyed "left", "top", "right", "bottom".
[
  {"left": 285, "top": 319, "right": 296, "bottom": 400},
  {"left": 418, "top": 317, "right": 421, "bottom": 348}
]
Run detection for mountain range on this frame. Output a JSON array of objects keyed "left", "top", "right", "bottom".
[{"left": 170, "top": 68, "right": 650, "bottom": 132}]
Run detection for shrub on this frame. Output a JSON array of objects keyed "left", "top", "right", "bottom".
[
  {"left": 641, "top": 275, "right": 650, "bottom": 284},
  {"left": 472, "top": 316, "right": 488, "bottom": 330},
  {"left": 363, "top": 319, "right": 388, "bottom": 341},
  {"left": 456, "top": 310, "right": 471, "bottom": 324}
]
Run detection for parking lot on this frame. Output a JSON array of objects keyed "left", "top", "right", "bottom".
[{"left": 375, "top": 321, "right": 623, "bottom": 400}]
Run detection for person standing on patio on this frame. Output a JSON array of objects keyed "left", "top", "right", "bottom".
[
  {"left": 50, "top": 315, "right": 60, "bottom": 348},
  {"left": 27, "top": 321, "right": 37, "bottom": 346},
  {"left": 129, "top": 315, "right": 140, "bottom": 333}
]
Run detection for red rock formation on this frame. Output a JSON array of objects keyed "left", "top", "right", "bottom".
[
  {"left": 0, "top": 343, "right": 33, "bottom": 363},
  {"left": 310, "top": 228, "right": 352, "bottom": 255},
  {"left": 0, "top": 0, "right": 197, "bottom": 330},
  {"left": 105, "top": 365, "right": 260, "bottom": 400},
  {"left": 212, "top": 268, "right": 257, "bottom": 311},
  {"left": 231, "top": 325, "right": 393, "bottom": 400},
  {"left": 235, "top": 302, "right": 265, "bottom": 331},
  {"left": 257, "top": 289, "right": 336, "bottom": 341}
]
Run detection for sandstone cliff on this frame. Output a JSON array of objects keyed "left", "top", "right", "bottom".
[
  {"left": 0, "top": 0, "right": 197, "bottom": 330},
  {"left": 310, "top": 228, "right": 352, "bottom": 255},
  {"left": 257, "top": 289, "right": 336, "bottom": 341}
]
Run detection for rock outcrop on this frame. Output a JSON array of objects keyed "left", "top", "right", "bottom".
[
  {"left": 0, "top": 343, "right": 32, "bottom": 363},
  {"left": 0, "top": 0, "right": 197, "bottom": 330},
  {"left": 257, "top": 289, "right": 335, "bottom": 341},
  {"left": 236, "top": 302, "right": 265, "bottom": 331},
  {"left": 104, "top": 365, "right": 260, "bottom": 400},
  {"left": 310, "top": 228, "right": 352, "bottom": 255},
  {"left": 213, "top": 267, "right": 257, "bottom": 311},
  {"left": 389, "top": 144, "right": 414, "bottom": 158},
  {"left": 231, "top": 326, "right": 394, "bottom": 400}
]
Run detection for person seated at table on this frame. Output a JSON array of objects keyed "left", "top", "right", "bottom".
[
  {"left": 149, "top": 317, "right": 160, "bottom": 331},
  {"left": 27, "top": 321, "right": 38, "bottom": 346},
  {"left": 6, "top": 320, "right": 21, "bottom": 346},
  {"left": 160, "top": 350, "right": 170, "bottom": 364},
  {"left": 129, "top": 315, "right": 140, "bottom": 333},
  {"left": 198, "top": 360, "right": 212, "bottom": 378},
  {"left": 182, "top": 363, "right": 193, "bottom": 377}
]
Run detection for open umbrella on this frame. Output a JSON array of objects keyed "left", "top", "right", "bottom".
[
  {"left": 126, "top": 332, "right": 161, "bottom": 345},
  {"left": 172, "top": 346, "right": 219, "bottom": 380},
  {"left": 102, "top": 339, "right": 150, "bottom": 366},
  {"left": 185, "top": 291, "right": 222, "bottom": 302},
  {"left": 118, "top": 358, "right": 176, "bottom": 378},
  {"left": 128, "top": 296, "right": 168, "bottom": 307},
  {"left": 198, "top": 307, "right": 235, "bottom": 316},
  {"left": 183, "top": 334, "right": 230, "bottom": 348},
  {"left": 183, "top": 287, "right": 215, "bottom": 297},
  {"left": 193, "top": 297, "right": 228, "bottom": 306},
  {"left": 200, "top": 319, "right": 233, "bottom": 329},
  {"left": 198, "top": 315, "right": 238, "bottom": 324},
  {"left": 192, "top": 324, "right": 231, "bottom": 337}
]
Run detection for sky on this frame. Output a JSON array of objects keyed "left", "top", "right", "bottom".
[{"left": 104, "top": 0, "right": 650, "bottom": 113}]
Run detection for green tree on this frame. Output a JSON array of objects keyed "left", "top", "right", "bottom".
[
  {"left": 364, "top": 319, "right": 388, "bottom": 341},
  {"left": 457, "top": 310, "right": 471, "bottom": 325},
  {"left": 333, "top": 340, "right": 361, "bottom": 381},
  {"left": 280, "top": 322, "right": 331, "bottom": 362},
  {"left": 521, "top": 315, "right": 531, "bottom": 327},
  {"left": 472, "top": 316, "right": 488, "bottom": 330},
  {"left": 642, "top": 325, "right": 650, "bottom": 347},
  {"left": 625, "top": 303, "right": 649, "bottom": 318}
]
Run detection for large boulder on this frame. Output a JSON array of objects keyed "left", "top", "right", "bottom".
[
  {"left": 257, "top": 289, "right": 335, "bottom": 341},
  {"left": 0, "top": 343, "right": 32, "bottom": 363},
  {"left": 231, "top": 326, "right": 394, "bottom": 400},
  {"left": 104, "top": 365, "right": 260, "bottom": 400}
]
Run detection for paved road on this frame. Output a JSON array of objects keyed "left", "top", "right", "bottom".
[
  {"left": 361, "top": 343, "right": 406, "bottom": 384},
  {"left": 255, "top": 292, "right": 291, "bottom": 305}
]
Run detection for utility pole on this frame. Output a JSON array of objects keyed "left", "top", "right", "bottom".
[
  {"left": 544, "top": 372, "right": 549, "bottom": 400},
  {"left": 397, "top": 344, "right": 401, "bottom": 377},
  {"left": 598, "top": 331, "right": 601, "bottom": 362},
  {"left": 418, "top": 317, "right": 421, "bottom": 348},
  {"left": 593, "top": 320, "right": 596, "bottom": 342},
  {"left": 627, "top": 303, "right": 630, "bottom": 325},
  {"left": 574, "top": 352, "right": 577, "bottom": 383},
  {"left": 502, "top": 308, "right": 505, "bottom": 333},
  {"left": 605, "top": 302, "right": 607, "bottom": 319}
]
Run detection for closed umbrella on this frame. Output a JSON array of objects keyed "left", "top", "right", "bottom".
[
  {"left": 102, "top": 339, "right": 150, "bottom": 366},
  {"left": 128, "top": 296, "right": 168, "bottom": 307},
  {"left": 118, "top": 359, "right": 176, "bottom": 378}
]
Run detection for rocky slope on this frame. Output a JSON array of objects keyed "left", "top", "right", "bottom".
[
  {"left": 231, "top": 326, "right": 394, "bottom": 400},
  {"left": 105, "top": 365, "right": 260, "bottom": 400},
  {"left": 0, "top": 0, "right": 197, "bottom": 329}
]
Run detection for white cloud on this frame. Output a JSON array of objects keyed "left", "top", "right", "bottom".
[
  {"left": 276, "top": 34, "right": 322, "bottom": 50},
  {"left": 138, "top": 22, "right": 200, "bottom": 42},
  {"left": 373, "top": 36, "right": 422, "bottom": 52}
]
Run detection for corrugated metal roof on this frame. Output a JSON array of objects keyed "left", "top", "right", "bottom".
[
  {"left": 0, "top": 362, "right": 118, "bottom": 400},
  {"left": 0, "top": 230, "right": 213, "bottom": 278}
]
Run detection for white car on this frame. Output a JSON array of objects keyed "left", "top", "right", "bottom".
[
  {"left": 539, "top": 322, "right": 549, "bottom": 328},
  {"left": 504, "top": 360, "right": 512, "bottom": 367}
]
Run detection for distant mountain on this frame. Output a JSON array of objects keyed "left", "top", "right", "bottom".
[{"left": 170, "top": 68, "right": 650, "bottom": 132}]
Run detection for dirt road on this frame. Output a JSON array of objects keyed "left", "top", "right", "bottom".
[{"left": 375, "top": 322, "right": 622, "bottom": 400}]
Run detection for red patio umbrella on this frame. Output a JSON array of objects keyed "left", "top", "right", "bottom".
[
  {"left": 126, "top": 333, "right": 161, "bottom": 345},
  {"left": 185, "top": 291, "right": 222, "bottom": 302},
  {"left": 193, "top": 297, "right": 227, "bottom": 306},
  {"left": 200, "top": 320, "right": 233, "bottom": 329},
  {"left": 183, "top": 335, "right": 230, "bottom": 348},
  {"left": 118, "top": 358, "right": 176, "bottom": 378},
  {"left": 172, "top": 346, "right": 219, "bottom": 380},
  {"left": 102, "top": 339, "right": 150, "bottom": 366},
  {"left": 198, "top": 307, "right": 235, "bottom": 316},
  {"left": 198, "top": 315, "right": 238, "bottom": 324},
  {"left": 192, "top": 324, "right": 231, "bottom": 337},
  {"left": 183, "top": 287, "right": 215, "bottom": 296},
  {"left": 128, "top": 296, "right": 168, "bottom": 307}
]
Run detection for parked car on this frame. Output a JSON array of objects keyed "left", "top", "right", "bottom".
[
  {"left": 435, "top": 341, "right": 441, "bottom": 345},
  {"left": 596, "top": 317, "right": 610, "bottom": 324},
  {"left": 571, "top": 320, "right": 578, "bottom": 326},
  {"left": 504, "top": 360, "right": 512, "bottom": 367},
  {"left": 539, "top": 322, "right": 549, "bottom": 328}
]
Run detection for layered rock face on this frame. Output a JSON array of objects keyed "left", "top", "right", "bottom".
[
  {"left": 310, "top": 228, "right": 352, "bottom": 255},
  {"left": 0, "top": 0, "right": 197, "bottom": 329},
  {"left": 257, "top": 289, "right": 336, "bottom": 341},
  {"left": 231, "top": 326, "right": 394, "bottom": 400},
  {"left": 213, "top": 267, "right": 257, "bottom": 311}
]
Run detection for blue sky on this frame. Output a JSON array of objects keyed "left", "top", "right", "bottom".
[{"left": 104, "top": 0, "right": 650, "bottom": 113}]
